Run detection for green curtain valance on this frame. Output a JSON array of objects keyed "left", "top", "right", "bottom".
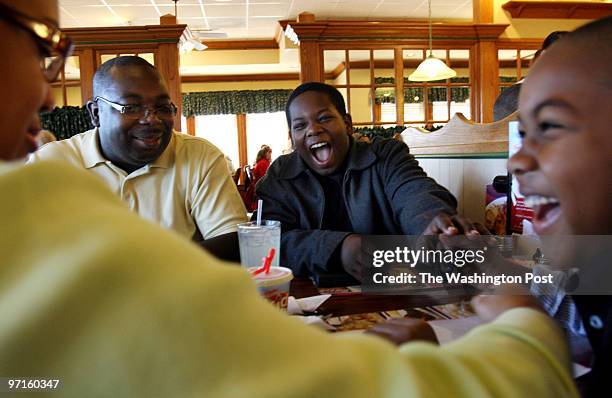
[
  {"left": 374, "top": 77, "right": 470, "bottom": 104},
  {"left": 354, "top": 125, "right": 405, "bottom": 139},
  {"left": 40, "top": 106, "right": 93, "bottom": 140},
  {"left": 182, "top": 89, "right": 292, "bottom": 117},
  {"left": 354, "top": 124, "right": 442, "bottom": 140},
  {"left": 374, "top": 77, "right": 470, "bottom": 85}
]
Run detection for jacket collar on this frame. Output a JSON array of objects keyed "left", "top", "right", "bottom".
[
  {"left": 83, "top": 128, "right": 175, "bottom": 170},
  {"left": 278, "top": 137, "right": 377, "bottom": 180}
]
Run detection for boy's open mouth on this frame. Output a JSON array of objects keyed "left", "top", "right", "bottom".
[
  {"left": 309, "top": 141, "right": 332, "bottom": 165},
  {"left": 524, "top": 195, "right": 562, "bottom": 234}
]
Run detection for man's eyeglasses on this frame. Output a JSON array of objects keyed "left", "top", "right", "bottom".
[
  {"left": 0, "top": 2, "right": 74, "bottom": 82},
  {"left": 95, "top": 97, "right": 178, "bottom": 120}
]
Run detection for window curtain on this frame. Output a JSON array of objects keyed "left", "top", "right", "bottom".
[
  {"left": 354, "top": 125, "right": 405, "bottom": 139},
  {"left": 40, "top": 106, "right": 93, "bottom": 140},
  {"left": 182, "top": 89, "right": 292, "bottom": 117},
  {"left": 354, "top": 124, "right": 442, "bottom": 140}
]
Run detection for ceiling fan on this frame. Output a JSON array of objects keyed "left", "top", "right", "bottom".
[{"left": 172, "top": 0, "right": 228, "bottom": 53}]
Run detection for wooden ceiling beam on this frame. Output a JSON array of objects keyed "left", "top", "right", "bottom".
[
  {"left": 280, "top": 19, "right": 508, "bottom": 43},
  {"left": 474, "top": 0, "right": 494, "bottom": 23},
  {"left": 181, "top": 73, "right": 301, "bottom": 83},
  {"left": 64, "top": 24, "right": 186, "bottom": 48},
  {"left": 502, "top": 1, "right": 612, "bottom": 19},
  {"left": 201, "top": 39, "right": 278, "bottom": 50}
]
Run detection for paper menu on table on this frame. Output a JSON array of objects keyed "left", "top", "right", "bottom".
[{"left": 429, "top": 316, "right": 482, "bottom": 344}]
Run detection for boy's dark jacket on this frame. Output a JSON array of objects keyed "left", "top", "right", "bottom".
[{"left": 256, "top": 137, "right": 457, "bottom": 277}]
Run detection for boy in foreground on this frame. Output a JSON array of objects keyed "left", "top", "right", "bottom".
[{"left": 507, "top": 16, "right": 612, "bottom": 395}]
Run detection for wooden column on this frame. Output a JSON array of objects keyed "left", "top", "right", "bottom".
[
  {"left": 237, "top": 114, "right": 248, "bottom": 168},
  {"left": 60, "top": 67, "right": 68, "bottom": 106},
  {"left": 394, "top": 48, "right": 405, "bottom": 125},
  {"left": 471, "top": 40, "right": 498, "bottom": 123},
  {"left": 158, "top": 14, "right": 182, "bottom": 131},
  {"left": 79, "top": 48, "right": 96, "bottom": 104},
  {"left": 299, "top": 42, "right": 323, "bottom": 83},
  {"left": 473, "top": 0, "right": 494, "bottom": 23},
  {"left": 297, "top": 13, "right": 323, "bottom": 83},
  {"left": 186, "top": 116, "right": 196, "bottom": 136},
  {"left": 155, "top": 43, "right": 182, "bottom": 130},
  {"left": 472, "top": 0, "right": 498, "bottom": 123}
]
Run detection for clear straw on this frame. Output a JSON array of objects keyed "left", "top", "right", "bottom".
[{"left": 256, "top": 199, "right": 263, "bottom": 226}]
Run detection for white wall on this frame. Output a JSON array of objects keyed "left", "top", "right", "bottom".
[{"left": 417, "top": 158, "right": 508, "bottom": 224}]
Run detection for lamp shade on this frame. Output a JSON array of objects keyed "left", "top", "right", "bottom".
[{"left": 408, "top": 56, "right": 457, "bottom": 82}]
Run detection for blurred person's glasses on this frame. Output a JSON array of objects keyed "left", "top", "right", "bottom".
[
  {"left": 95, "top": 97, "right": 178, "bottom": 120},
  {"left": 0, "top": 2, "right": 74, "bottom": 82}
]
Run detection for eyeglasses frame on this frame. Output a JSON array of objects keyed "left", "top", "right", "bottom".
[
  {"left": 94, "top": 96, "right": 178, "bottom": 119},
  {"left": 0, "top": 2, "right": 74, "bottom": 82}
]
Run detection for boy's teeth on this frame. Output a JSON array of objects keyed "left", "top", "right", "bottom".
[
  {"left": 310, "top": 142, "right": 327, "bottom": 149},
  {"left": 524, "top": 196, "right": 560, "bottom": 207}
]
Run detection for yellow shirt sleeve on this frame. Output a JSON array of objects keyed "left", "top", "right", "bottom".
[{"left": 0, "top": 161, "right": 578, "bottom": 398}]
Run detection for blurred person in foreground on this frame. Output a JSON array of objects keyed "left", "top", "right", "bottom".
[
  {"left": 34, "top": 129, "right": 56, "bottom": 148},
  {"left": 0, "top": 1, "right": 578, "bottom": 397}
]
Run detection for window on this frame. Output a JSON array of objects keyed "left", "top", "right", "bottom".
[
  {"left": 50, "top": 55, "right": 82, "bottom": 106},
  {"left": 246, "top": 112, "right": 290, "bottom": 164},
  {"left": 194, "top": 114, "right": 239, "bottom": 168},
  {"left": 323, "top": 47, "right": 472, "bottom": 129},
  {"left": 381, "top": 86, "right": 471, "bottom": 124},
  {"left": 498, "top": 48, "right": 538, "bottom": 92}
]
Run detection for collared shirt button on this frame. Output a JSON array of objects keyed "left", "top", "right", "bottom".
[{"left": 589, "top": 315, "right": 604, "bottom": 330}]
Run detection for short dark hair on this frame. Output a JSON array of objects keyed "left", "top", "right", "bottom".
[
  {"left": 93, "top": 56, "right": 160, "bottom": 98},
  {"left": 255, "top": 146, "right": 271, "bottom": 162},
  {"left": 285, "top": 82, "right": 347, "bottom": 126},
  {"left": 493, "top": 83, "right": 521, "bottom": 122},
  {"left": 542, "top": 30, "right": 568, "bottom": 50}
]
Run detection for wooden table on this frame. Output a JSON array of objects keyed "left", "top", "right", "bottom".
[{"left": 290, "top": 277, "right": 473, "bottom": 317}]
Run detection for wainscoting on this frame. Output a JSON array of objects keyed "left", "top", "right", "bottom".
[{"left": 416, "top": 157, "right": 508, "bottom": 224}]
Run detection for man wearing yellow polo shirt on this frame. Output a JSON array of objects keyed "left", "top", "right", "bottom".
[{"left": 30, "top": 56, "right": 247, "bottom": 260}]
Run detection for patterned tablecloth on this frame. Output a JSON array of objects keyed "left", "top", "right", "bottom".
[{"left": 317, "top": 286, "right": 475, "bottom": 332}]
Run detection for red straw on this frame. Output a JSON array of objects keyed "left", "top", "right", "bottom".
[
  {"left": 264, "top": 248, "right": 276, "bottom": 274},
  {"left": 251, "top": 256, "right": 268, "bottom": 276}
]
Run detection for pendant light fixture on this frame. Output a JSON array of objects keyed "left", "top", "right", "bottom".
[{"left": 409, "top": 0, "right": 456, "bottom": 82}]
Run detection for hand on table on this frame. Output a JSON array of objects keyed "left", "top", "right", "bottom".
[
  {"left": 472, "top": 292, "right": 544, "bottom": 322},
  {"left": 366, "top": 318, "right": 439, "bottom": 346},
  {"left": 423, "top": 213, "right": 489, "bottom": 237},
  {"left": 340, "top": 234, "right": 363, "bottom": 282}
]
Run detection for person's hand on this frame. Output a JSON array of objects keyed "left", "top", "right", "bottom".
[
  {"left": 340, "top": 234, "right": 363, "bottom": 281},
  {"left": 421, "top": 214, "right": 491, "bottom": 254},
  {"left": 366, "top": 318, "right": 439, "bottom": 346},
  {"left": 423, "top": 213, "right": 488, "bottom": 238},
  {"left": 472, "top": 293, "right": 544, "bottom": 323}
]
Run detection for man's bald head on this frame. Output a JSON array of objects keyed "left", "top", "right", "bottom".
[{"left": 93, "top": 56, "right": 162, "bottom": 99}]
